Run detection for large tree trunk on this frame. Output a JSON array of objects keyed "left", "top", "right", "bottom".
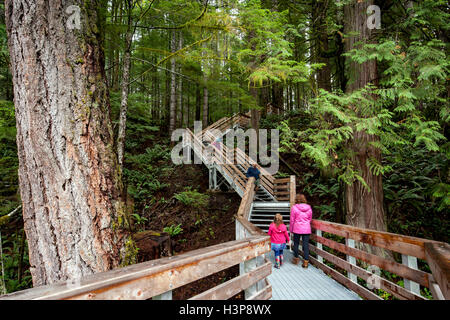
[
  {"left": 343, "top": 0, "right": 388, "bottom": 257},
  {"left": 6, "top": 0, "right": 129, "bottom": 286}
]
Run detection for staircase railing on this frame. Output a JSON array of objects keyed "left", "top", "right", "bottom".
[
  {"left": 295, "top": 219, "right": 450, "bottom": 300},
  {"left": 235, "top": 177, "right": 272, "bottom": 299},
  {"left": 200, "top": 126, "right": 284, "bottom": 201},
  {"left": 190, "top": 129, "right": 250, "bottom": 195}
]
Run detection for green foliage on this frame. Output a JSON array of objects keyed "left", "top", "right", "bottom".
[
  {"left": 383, "top": 147, "right": 449, "bottom": 242},
  {"left": 132, "top": 213, "right": 148, "bottom": 231},
  {"left": 163, "top": 224, "right": 184, "bottom": 237},
  {"left": 0, "top": 100, "right": 19, "bottom": 203},
  {"left": 124, "top": 145, "right": 171, "bottom": 202},
  {"left": 0, "top": 231, "right": 32, "bottom": 293},
  {"left": 173, "top": 187, "right": 209, "bottom": 208}
]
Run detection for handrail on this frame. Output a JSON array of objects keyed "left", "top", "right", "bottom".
[
  {"left": 235, "top": 177, "right": 272, "bottom": 300},
  {"left": 237, "top": 178, "right": 256, "bottom": 222},
  {"left": 200, "top": 128, "right": 279, "bottom": 199},
  {"left": 0, "top": 236, "right": 270, "bottom": 300},
  {"left": 424, "top": 242, "right": 450, "bottom": 299},
  {"left": 303, "top": 219, "right": 449, "bottom": 300}
]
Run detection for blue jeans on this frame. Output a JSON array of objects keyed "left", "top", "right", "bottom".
[
  {"left": 293, "top": 233, "right": 310, "bottom": 260},
  {"left": 271, "top": 243, "right": 286, "bottom": 258}
]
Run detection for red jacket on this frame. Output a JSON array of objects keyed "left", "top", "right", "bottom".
[{"left": 268, "top": 223, "right": 290, "bottom": 244}]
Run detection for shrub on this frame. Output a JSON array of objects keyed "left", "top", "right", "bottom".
[{"left": 173, "top": 188, "right": 209, "bottom": 208}]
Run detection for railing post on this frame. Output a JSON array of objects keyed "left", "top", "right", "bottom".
[
  {"left": 316, "top": 229, "right": 323, "bottom": 263},
  {"left": 289, "top": 175, "right": 296, "bottom": 208},
  {"left": 208, "top": 166, "right": 214, "bottom": 190},
  {"left": 244, "top": 257, "right": 258, "bottom": 299},
  {"left": 213, "top": 166, "right": 217, "bottom": 189},
  {"left": 152, "top": 290, "right": 172, "bottom": 300},
  {"left": 402, "top": 254, "right": 420, "bottom": 295},
  {"left": 236, "top": 219, "right": 246, "bottom": 278},
  {"left": 346, "top": 238, "right": 357, "bottom": 283},
  {"left": 289, "top": 175, "right": 295, "bottom": 252}
]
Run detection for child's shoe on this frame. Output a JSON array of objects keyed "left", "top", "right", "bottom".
[{"left": 275, "top": 257, "right": 280, "bottom": 269}]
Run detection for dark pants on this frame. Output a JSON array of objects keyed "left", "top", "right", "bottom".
[{"left": 293, "top": 233, "right": 310, "bottom": 260}]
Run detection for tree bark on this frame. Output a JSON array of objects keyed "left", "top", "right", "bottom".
[
  {"left": 343, "top": 0, "right": 388, "bottom": 256},
  {"left": 177, "top": 31, "right": 184, "bottom": 128},
  {"left": 312, "top": 0, "right": 332, "bottom": 92},
  {"left": 203, "top": 85, "right": 209, "bottom": 128},
  {"left": 195, "top": 82, "right": 201, "bottom": 122},
  {"left": 6, "top": 0, "right": 129, "bottom": 286}
]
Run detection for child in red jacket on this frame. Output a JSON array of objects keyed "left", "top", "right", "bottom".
[{"left": 268, "top": 214, "right": 290, "bottom": 269}]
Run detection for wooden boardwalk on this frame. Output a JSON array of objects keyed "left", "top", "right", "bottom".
[{"left": 266, "top": 250, "right": 361, "bottom": 300}]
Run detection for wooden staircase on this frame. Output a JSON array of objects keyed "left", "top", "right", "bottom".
[{"left": 249, "top": 202, "right": 291, "bottom": 233}]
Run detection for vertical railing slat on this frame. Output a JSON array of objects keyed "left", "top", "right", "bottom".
[
  {"left": 346, "top": 238, "right": 357, "bottom": 283},
  {"left": 316, "top": 229, "right": 323, "bottom": 263},
  {"left": 402, "top": 254, "right": 420, "bottom": 295},
  {"left": 152, "top": 290, "right": 172, "bottom": 300}
]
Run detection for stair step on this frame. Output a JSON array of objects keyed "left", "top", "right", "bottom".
[
  {"left": 251, "top": 207, "right": 290, "bottom": 211},
  {"left": 250, "top": 217, "right": 287, "bottom": 222},
  {"left": 251, "top": 215, "right": 290, "bottom": 219},
  {"left": 251, "top": 211, "right": 290, "bottom": 216},
  {"left": 252, "top": 202, "right": 290, "bottom": 208}
]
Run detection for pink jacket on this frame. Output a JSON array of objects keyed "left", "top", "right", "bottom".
[
  {"left": 268, "top": 223, "right": 290, "bottom": 244},
  {"left": 290, "top": 203, "right": 312, "bottom": 234}
]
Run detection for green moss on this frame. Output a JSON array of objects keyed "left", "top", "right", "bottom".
[
  {"left": 0, "top": 214, "right": 10, "bottom": 227},
  {"left": 120, "top": 237, "right": 139, "bottom": 267}
]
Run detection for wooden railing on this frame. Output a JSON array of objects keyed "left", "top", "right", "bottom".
[
  {"left": 186, "top": 128, "right": 248, "bottom": 196},
  {"left": 273, "top": 177, "right": 290, "bottom": 201},
  {"left": 0, "top": 235, "right": 270, "bottom": 300},
  {"left": 296, "top": 219, "right": 450, "bottom": 300},
  {"left": 199, "top": 128, "right": 276, "bottom": 199},
  {"left": 235, "top": 177, "right": 272, "bottom": 300},
  {"left": 424, "top": 242, "right": 450, "bottom": 300},
  {"left": 199, "top": 112, "right": 250, "bottom": 139},
  {"left": 0, "top": 177, "right": 271, "bottom": 301}
]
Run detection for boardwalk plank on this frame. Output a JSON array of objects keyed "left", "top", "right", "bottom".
[{"left": 267, "top": 251, "right": 361, "bottom": 300}]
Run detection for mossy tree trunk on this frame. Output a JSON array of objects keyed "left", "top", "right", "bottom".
[
  {"left": 6, "top": 0, "right": 129, "bottom": 286},
  {"left": 343, "top": 0, "right": 389, "bottom": 257}
]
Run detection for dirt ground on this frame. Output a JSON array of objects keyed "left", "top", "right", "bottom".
[{"left": 132, "top": 164, "right": 244, "bottom": 299}]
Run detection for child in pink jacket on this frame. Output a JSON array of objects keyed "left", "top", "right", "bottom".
[
  {"left": 290, "top": 194, "right": 313, "bottom": 268},
  {"left": 268, "top": 214, "right": 290, "bottom": 269}
]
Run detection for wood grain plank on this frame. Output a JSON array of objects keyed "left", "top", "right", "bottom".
[
  {"left": 189, "top": 261, "right": 271, "bottom": 300},
  {"left": 424, "top": 242, "right": 450, "bottom": 299},
  {"left": 311, "top": 233, "right": 431, "bottom": 287}
]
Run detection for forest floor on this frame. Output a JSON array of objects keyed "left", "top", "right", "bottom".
[{"left": 130, "top": 162, "right": 244, "bottom": 299}]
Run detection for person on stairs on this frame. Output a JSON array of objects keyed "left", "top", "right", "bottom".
[
  {"left": 268, "top": 214, "right": 290, "bottom": 269},
  {"left": 290, "top": 194, "right": 312, "bottom": 268},
  {"left": 245, "top": 163, "right": 261, "bottom": 191}
]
